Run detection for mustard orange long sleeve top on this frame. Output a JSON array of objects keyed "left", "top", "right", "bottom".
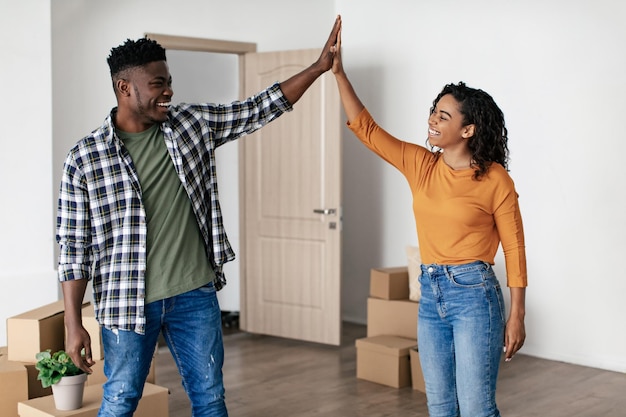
[{"left": 348, "top": 108, "right": 527, "bottom": 287}]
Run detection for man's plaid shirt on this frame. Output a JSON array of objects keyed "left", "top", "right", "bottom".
[{"left": 57, "top": 83, "right": 291, "bottom": 334}]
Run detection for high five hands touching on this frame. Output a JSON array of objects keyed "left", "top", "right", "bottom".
[
  {"left": 320, "top": 15, "right": 342, "bottom": 73},
  {"left": 330, "top": 15, "right": 344, "bottom": 76},
  {"left": 329, "top": 16, "right": 365, "bottom": 123},
  {"left": 278, "top": 15, "right": 341, "bottom": 105}
]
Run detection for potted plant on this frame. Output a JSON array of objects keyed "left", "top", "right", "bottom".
[{"left": 35, "top": 349, "right": 87, "bottom": 410}]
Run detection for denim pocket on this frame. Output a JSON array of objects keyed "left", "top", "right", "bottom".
[
  {"left": 492, "top": 281, "right": 506, "bottom": 323},
  {"left": 448, "top": 264, "right": 487, "bottom": 288}
]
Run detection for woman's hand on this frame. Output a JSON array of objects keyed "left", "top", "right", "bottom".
[
  {"left": 331, "top": 17, "right": 344, "bottom": 76},
  {"left": 504, "top": 287, "right": 526, "bottom": 361}
]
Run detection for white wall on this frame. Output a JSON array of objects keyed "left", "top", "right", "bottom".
[
  {"left": 2, "top": 0, "right": 625, "bottom": 373},
  {"left": 0, "top": 0, "right": 58, "bottom": 348}
]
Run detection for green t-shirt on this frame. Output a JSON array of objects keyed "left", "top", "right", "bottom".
[{"left": 117, "top": 124, "right": 215, "bottom": 303}]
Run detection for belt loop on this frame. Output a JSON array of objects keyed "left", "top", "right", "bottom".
[{"left": 442, "top": 264, "right": 451, "bottom": 281}]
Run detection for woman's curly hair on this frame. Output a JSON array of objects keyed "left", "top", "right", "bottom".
[
  {"left": 107, "top": 37, "right": 166, "bottom": 78},
  {"left": 430, "top": 82, "right": 509, "bottom": 180}
]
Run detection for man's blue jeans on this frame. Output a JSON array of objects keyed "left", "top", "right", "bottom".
[
  {"left": 418, "top": 262, "right": 505, "bottom": 417},
  {"left": 97, "top": 282, "right": 227, "bottom": 417}
]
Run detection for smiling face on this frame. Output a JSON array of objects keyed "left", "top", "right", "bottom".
[
  {"left": 427, "top": 94, "right": 474, "bottom": 152},
  {"left": 114, "top": 60, "right": 173, "bottom": 132}
]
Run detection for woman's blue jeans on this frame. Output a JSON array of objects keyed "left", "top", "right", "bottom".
[
  {"left": 97, "top": 282, "right": 227, "bottom": 417},
  {"left": 418, "top": 262, "right": 505, "bottom": 417}
]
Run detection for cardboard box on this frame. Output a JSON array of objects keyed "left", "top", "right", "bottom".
[
  {"left": 0, "top": 351, "right": 52, "bottom": 401},
  {"left": 0, "top": 347, "right": 29, "bottom": 417},
  {"left": 80, "top": 304, "right": 103, "bottom": 361},
  {"left": 369, "top": 267, "right": 409, "bottom": 300},
  {"left": 7, "top": 300, "right": 89, "bottom": 363},
  {"left": 356, "top": 335, "right": 416, "bottom": 388},
  {"left": 7, "top": 301, "right": 67, "bottom": 363},
  {"left": 367, "top": 297, "right": 418, "bottom": 340},
  {"left": 17, "top": 382, "right": 169, "bottom": 417},
  {"left": 409, "top": 348, "right": 426, "bottom": 393},
  {"left": 23, "top": 363, "right": 52, "bottom": 399}
]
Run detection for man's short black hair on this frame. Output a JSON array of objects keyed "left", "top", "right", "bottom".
[{"left": 107, "top": 37, "right": 167, "bottom": 77}]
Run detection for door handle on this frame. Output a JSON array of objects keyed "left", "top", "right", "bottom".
[{"left": 313, "top": 208, "right": 336, "bottom": 215}]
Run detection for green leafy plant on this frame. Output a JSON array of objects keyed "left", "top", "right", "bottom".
[{"left": 35, "top": 349, "right": 84, "bottom": 388}]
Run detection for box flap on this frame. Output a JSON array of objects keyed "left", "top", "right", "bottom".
[
  {"left": 10, "top": 301, "right": 90, "bottom": 321},
  {"left": 81, "top": 303, "right": 96, "bottom": 317},
  {"left": 372, "top": 266, "right": 408, "bottom": 275},
  {"left": 0, "top": 346, "right": 27, "bottom": 373},
  {"left": 356, "top": 335, "right": 417, "bottom": 356},
  {"left": 10, "top": 300, "right": 67, "bottom": 321}
]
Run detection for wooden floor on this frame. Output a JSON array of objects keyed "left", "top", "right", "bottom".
[{"left": 155, "top": 322, "right": 626, "bottom": 417}]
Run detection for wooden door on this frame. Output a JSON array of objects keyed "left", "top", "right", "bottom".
[{"left": 240, "top": 49, "right": 342, "bottom": 345}]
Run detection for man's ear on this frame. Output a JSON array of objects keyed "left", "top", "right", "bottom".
[
  {"left": 116, "top": 78, "right": 131, "bottom": 97},
  {"left": 462, "top": 124, "right": 475, "bottom": 139}
]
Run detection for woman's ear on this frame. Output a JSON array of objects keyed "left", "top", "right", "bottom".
[{"left": 462, "top": 124, "right": 475, "bottom": 139}]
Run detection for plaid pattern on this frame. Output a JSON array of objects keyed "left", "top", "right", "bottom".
[{"left": 57, "top": 83, "right": 291, "bottom": 334}]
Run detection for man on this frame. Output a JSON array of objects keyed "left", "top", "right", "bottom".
[{"left": 57, "top": 16, "right": 341, "bottom": 417}]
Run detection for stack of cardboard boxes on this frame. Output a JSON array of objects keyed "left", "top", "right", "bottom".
[
  {"left": 356, "top": 267, "right": 425, "bottom": 392},
  {"left": 1, "top": 300, "right": 166, "bottom": 417}
]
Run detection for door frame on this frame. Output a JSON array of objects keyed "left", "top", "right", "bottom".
[{"left": 144, "top": 33, "right": 256, "bottom": 329}]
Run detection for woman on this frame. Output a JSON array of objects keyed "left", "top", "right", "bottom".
[{"left": 331, "top": 20, "right": 526, "bottom": 417}]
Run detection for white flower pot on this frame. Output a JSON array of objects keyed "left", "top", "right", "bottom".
[{"left": 51, "top": 373, "right": 88, "bottom": 410}]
